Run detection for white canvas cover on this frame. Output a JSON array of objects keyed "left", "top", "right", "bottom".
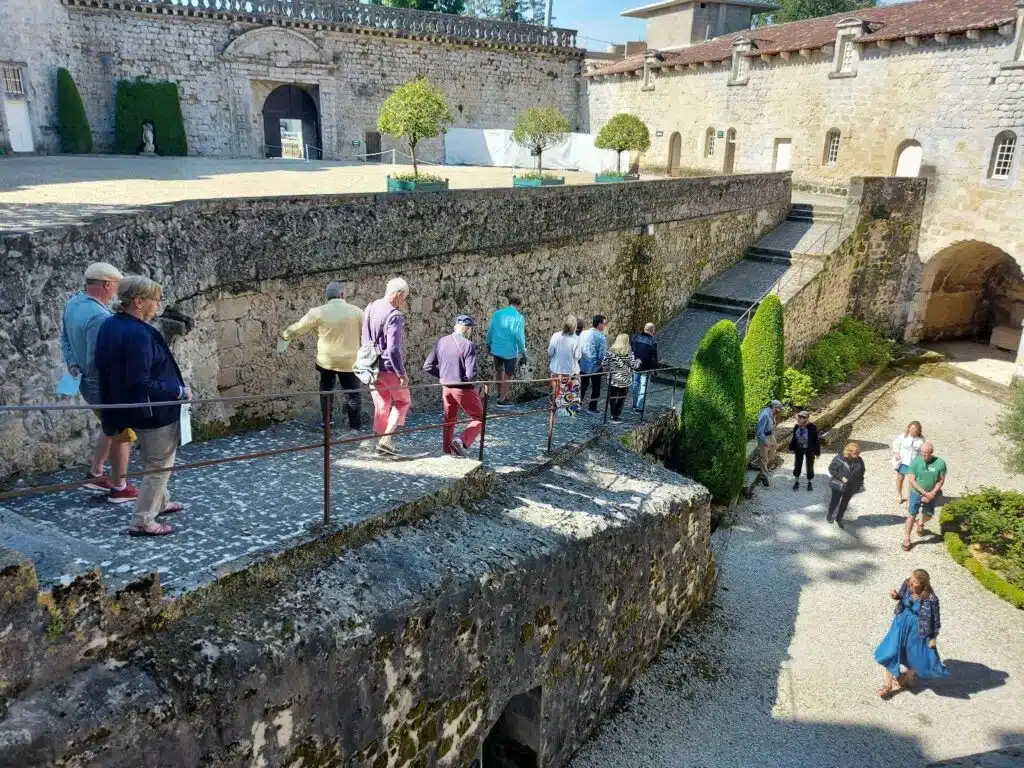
[{"left": 444, "top": 128, "right": 621, "bottom": 173}]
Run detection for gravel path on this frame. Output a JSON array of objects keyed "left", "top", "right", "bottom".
[{"left": 571, "top": 371, "right": 1024, "bottom": 767}]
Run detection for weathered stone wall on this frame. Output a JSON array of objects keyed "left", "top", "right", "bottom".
[
  {"left": 586, "top": 31, "right": 1024, "bottom": 272},
  {"left": 0, "top": 173, "right": 790, "bottom": 480},
  {"left": 0, "top": 0, "right": 582, "bottom": 158},
  {"left": 1, "top": 440, "right": 716, "bottom": 768},
  {"left": 783, "top": 178, "right": 927, "bottom": 363}
]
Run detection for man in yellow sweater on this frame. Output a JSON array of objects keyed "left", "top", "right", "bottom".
[{"left": 281, "top": 281, "right": 364, "bottom": 432}]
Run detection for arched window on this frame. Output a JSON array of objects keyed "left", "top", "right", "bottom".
[
  {"left": 705, "top": 127, "right": 716, "bottom": 157},
  {"left": 823, "top": 129, "right": 841, "bottom": 167},
  {"left": 893, "top": 139, "right": 923, "bottom": 178},
  {"left": 989, "top": 131, "right": 1018, "bottom": 180}
]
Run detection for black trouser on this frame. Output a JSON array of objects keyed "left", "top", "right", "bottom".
[
  {"left": 793, "top": 450, "right": 815, "bottom": 480},
  {"left": 828, "top": 488, "right": 853, "bottom": 521},
  {"left": 608, "top": 384, "right": 628, "bottom": 419},
  {"left": 580, "top": 371, "right": 603, "bottom": 411},
  {"left": 317, "top": 366, "right": 362, "bottom": 429}
]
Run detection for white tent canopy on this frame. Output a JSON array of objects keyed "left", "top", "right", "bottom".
[{"left": 444, "top": 128, "right": 621, "bottom": 173}]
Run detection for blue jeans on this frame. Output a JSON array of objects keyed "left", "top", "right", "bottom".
[{"left": 632, "top": 372, "right": 649, "bottom": 410}]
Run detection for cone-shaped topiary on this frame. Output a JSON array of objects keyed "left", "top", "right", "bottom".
[
  {"left": 740, "top": 294, "right": 785, "bottom": 435},
  {"left": 681, "top": 320, "right": 747, "bottom": 502},
  {"left": 57, "top": 68, "right": 93, "bottom": 154}
]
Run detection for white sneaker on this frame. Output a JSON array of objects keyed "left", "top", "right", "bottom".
[{"left": 449, "top": 439, "right": 469, "bottom": 458}]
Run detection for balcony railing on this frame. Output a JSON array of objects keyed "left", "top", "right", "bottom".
[{"left": 68, "top": 0, "right": 579, "bottom": 50}]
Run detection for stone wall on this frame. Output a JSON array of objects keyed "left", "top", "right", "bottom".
[
  {"left": 1, "top": 440, "right": 715, "bottom": 768},
  {"left": 783, "top": 178, "right": 928, "bottom": 364},
  {"left": 0, "top": 0, "right": 582, "bottom": 159},
  {"left": 0, "top": 172, "right": 790, "bottom": 481},
  {"left": 586, "top": 30, "right": 1024, "bottom": 272}
]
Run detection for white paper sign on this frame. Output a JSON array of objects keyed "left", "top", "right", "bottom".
[
  {"left": 276, "top": 338, "right": 290, "bottom": 354},
  {"left": 180, "top": 403, "right": 193, "bottom": 447}
]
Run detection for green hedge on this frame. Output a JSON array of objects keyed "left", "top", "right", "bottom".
[
  {"left": 681, "top": 320, "right": 747, "bottom": 502},
  {"left": 741, "top": 294, "right": 784, "bottom": 435},
  {"left": 782, "top": 367, "right": 817, "bottom": 408},
  {"left": 801, "top": 317, "right": 893, "bottom": 391},
  {"left": 57, "top": 68, "right": 93, "bottom": 154},
  {"left": 114, "top": 79, "right": 187, "bottom": 156}
]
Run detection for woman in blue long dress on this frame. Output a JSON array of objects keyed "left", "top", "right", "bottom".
[{"left": 875, "top": 568, "right": 950, "bottom": 697}]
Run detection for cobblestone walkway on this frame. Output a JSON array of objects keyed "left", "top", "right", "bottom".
[
  {"left": 572, "top": 372, "right": 1024, "bottom": 767},
  {"left": 1, "top": 388, "right": 677, "bottom": 595}
]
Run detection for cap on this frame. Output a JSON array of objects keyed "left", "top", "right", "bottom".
[
  {"left": 456, "top": 314, "right": 475, "bottom": 327},
  {"left": 84, "top": 262, "right": 124, "bottom": 281},
  {"left": 797, "top": 410, "right": 810, "bottom": 418},
  {"left": 770, "top": 399, "right": 783, "bottom": 409}
]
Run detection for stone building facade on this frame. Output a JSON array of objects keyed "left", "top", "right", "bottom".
[
  {"left": 586, "top": 0, "right": 1024, "bottom": 346},
  {"left": 0, "top": 0, "right": 582, "bottom": 160}
]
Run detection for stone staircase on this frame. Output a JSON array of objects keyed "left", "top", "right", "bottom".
[{"left": 656, "top": 200, "right": 847, "bottom": 382}]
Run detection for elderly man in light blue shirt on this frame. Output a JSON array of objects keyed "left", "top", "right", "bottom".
[
  {"left": 60, "top": 261, "right": 138, "bottom": 502},
  {"left": 486, "top": 295, "right": 527, "bottom": 407},
  {"left": 579, "top": 314, "right": 608, "bottom": 413},
  {"left": 755, "top": 400, "right": 784, "bottom": 488}
]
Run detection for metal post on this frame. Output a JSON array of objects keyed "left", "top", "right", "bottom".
[
  {"left": 478, "top": 384, "right": 489, "bottom": 462},
  {"left": 323, "top": 393, "right": 333, "bottom": 527},
  {"left": 602, "top": 372, "right": 611, "bottom": 424},
  {"left": 547, "top": 380, "right": 556, "bottom": 455}
]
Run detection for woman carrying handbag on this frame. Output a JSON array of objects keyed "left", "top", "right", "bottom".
[{"left": 827, "top": 441, "right": 865, "bottom": 528}]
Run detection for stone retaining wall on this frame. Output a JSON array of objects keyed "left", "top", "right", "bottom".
[{"left": 0, "top": 172, "right": 790, "bottom": 481}]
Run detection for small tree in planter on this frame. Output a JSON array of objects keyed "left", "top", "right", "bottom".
[
  {"left": 595, "top": 113, "right": 651, "bottom": 173},
  {"left": 512, "top": 106, "right": 570, "bottom": 175},
  {"left": 378, "top": 77, "right": 452, "bottom": 180}
]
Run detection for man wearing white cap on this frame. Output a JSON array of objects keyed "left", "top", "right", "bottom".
[
  {"left": 60, "top": 262, "right": 137, "bottom": 503},
  {"left": 754, "top": 399, "right": 784, "bottom": 488}
]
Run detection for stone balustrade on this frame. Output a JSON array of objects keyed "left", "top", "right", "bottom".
[{"left": 65, "top": 0, "right": 579, "bottom": 50}]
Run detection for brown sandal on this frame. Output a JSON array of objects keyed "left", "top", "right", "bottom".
[
  {"left": 158, "top": 502, "right": 185, "bottom": 515},
  {"left": 902, "top": 540, "right": 911, "bottom": 551},
  {"left": 128, "top": 522, "right": 175, "bottom": 537}
]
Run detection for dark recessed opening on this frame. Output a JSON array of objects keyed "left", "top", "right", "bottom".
[{"left": 482, "top": 686, "right": 542, "bottom": 768}]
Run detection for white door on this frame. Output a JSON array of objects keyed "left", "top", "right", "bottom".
[
  {"left": 895, "top": 143, "right": 923, "bottom": 177},
  {"left": 3, "top": 99, "right": 34, "bottom": 152},
  {"left": 774, "top": 139, "right": 793, "bottom": 171}
]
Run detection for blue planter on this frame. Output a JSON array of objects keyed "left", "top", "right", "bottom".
[
  {"left": 513, "top": 176, "right": 566, "bottom": 188},
  {"left": 595, "top": 173, "right": 640, "bottom": 183},
  {"left": 386, "top": 176, "right": 450, "bottom": 193}
]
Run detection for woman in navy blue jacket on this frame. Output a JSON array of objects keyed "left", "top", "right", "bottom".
[{"left": 96, "top": 276, "right": 191, "bottom": 536}]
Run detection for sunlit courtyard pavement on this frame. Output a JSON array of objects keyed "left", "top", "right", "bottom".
[
  {"left": 571, "top": 369, "right": 1024, "bottom": 768},
  {"left": 0, "top": 155, "right": 601, "bottom": 232}
]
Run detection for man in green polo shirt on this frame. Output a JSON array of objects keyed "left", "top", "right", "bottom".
[{"left": 903, "top": 441, "right": 947, "bottom": 550}]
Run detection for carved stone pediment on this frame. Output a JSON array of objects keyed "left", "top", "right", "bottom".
[{"left": 222, "top": 27, "right": 331, "bottom": 68}]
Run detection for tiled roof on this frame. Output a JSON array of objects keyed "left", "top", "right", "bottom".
[{"left": 586, "top": 0, "right": 1018, "bottom": 77}]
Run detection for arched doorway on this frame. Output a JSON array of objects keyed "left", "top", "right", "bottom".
[
  {"left": 723, "top": 128, "right": 737, "bottom": 174},
  {"left": 667, "top": 132, "right": 682, "bottom": 176},
  {"left": 262, "top": 84, "right": 321, "bottom": 159},
  {"left": 894, "top": 140, "right": 923, "bottom": 177},
  {"left": 910, "top": 241, "right": 1024, "bottom": 343}
]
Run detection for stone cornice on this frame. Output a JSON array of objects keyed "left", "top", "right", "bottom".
[{"left": 60, "top": 0, "right": 583, "bottom": 57}]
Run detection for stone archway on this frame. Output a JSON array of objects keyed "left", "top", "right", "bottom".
[
  {"left": 667, "top": 131, "right": 681, "bottom": 176},
  {"left": 262, "top": 84, "right": 321, "bottom": 160},
  {"left": 908, "top": 240, "right": 1024, "bottom": 344}
]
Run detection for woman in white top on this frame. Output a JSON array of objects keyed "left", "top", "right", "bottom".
[
  {"left": 892, "top": 420, "right": 925, "bottom": 504},
  {"left": 549, "top": 314, "right": 583, "bottom": 415}
]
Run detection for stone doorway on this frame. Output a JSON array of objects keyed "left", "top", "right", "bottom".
[
  {"left": 482, "top": 686, "right": 542, "bottom": 767},
  {"left": 262, "top": 84, "right": 321, "bottom": 160},
  {"left": 667, "top": 131, "right": 681, "bottom": 175},
  {"left": 723, "top": 128, "right": 737, "bottom": 174},
  {"left": 909, "top": 241, "right": 1024, "bottom": 347}
]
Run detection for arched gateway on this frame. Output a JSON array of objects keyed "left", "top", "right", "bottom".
[{"left": 262, "top": 84, "right": 321, "bottom": 160}]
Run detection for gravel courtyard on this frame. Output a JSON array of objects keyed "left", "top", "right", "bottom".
[{"left": 572, "top": 371, "right": 1024, "bottom": 767}]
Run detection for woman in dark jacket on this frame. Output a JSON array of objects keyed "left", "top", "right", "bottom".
[
  {"left": 827, "top": 441, "right": 865, "bottom": 527},
  {"left": 789, "top": 410, "right": 820, "bottom": 492}
]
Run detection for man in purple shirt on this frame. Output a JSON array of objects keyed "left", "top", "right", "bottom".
[
  {"left": 423, "top": 314, "right": 483, "bottom": 458},
  {"left": 362, "top": 277, "right": 411, "bottom": 457}
]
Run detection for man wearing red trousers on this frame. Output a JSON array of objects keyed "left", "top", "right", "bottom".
[{"left": 423, "top": 314, "right": 484, "bottom": 457}]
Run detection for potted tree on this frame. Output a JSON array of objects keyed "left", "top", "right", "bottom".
[
  {"left": 511, "top": 106, "right": 570, "bottom": 188},
  {"left": 379, "top": 77, "right": 452, "bottom": 192},
  {"left": 594, "top": 113, "right": 650, "bottom": 183}
]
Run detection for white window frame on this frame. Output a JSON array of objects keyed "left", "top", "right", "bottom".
[
  {"left": 825, "top": 130, "right": 841, "bottom": 167},
  {"left": 705, "top": 128, "right": 716, "bottom": 157},
  {"left": 830, "top": 19, "right": 864, "bottom": 78},
  {"left": 729, "top": 38, "right": 752, "bottom": 86},
  {"left": 990, "top": 131, "right": 1018, "bottom": 180},
  {"left": 2, "top": 65, "right": 25, "bottom": 97}
]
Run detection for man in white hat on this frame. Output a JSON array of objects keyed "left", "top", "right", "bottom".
[
  {"left": 60, "top": 262, "right": 137, "bottom": 503},
  {"left": 754, "top": 399, "right": 784, "bottom": 488}
]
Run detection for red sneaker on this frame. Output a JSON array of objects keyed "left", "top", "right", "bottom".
[
  {"left": 107, "top": 484, "right": 139, "bottom": 504},
  {"left": 83, "top": 474, "right": 114, "bottom": 491}
]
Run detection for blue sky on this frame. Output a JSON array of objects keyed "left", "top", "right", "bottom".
[{"left": 553, "top": 0, "right": 908, "bottom": 50}]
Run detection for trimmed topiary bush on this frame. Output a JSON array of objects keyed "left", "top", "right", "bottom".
[
  {"left": 741, "top": 294, "right": 784, "bottom": 435},
  {"left": 114, "top": 78, "right": 188, "bottom": 156},
  {"left": 681, "top": 320, "right": 747, "bottom": 502},
  {"left": 57, "top": 68, "right": 93, "bottom": 154}
]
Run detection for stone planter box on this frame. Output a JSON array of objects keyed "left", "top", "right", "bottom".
[
  {"left": 512, "top": 176, "right": 566, "bottom": 188},
  {"left": 595, "top": 173, "right": 640, "bottom": 183},
  {"left": 386, "top": 176, "right": 450, "bottom": 193}
]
